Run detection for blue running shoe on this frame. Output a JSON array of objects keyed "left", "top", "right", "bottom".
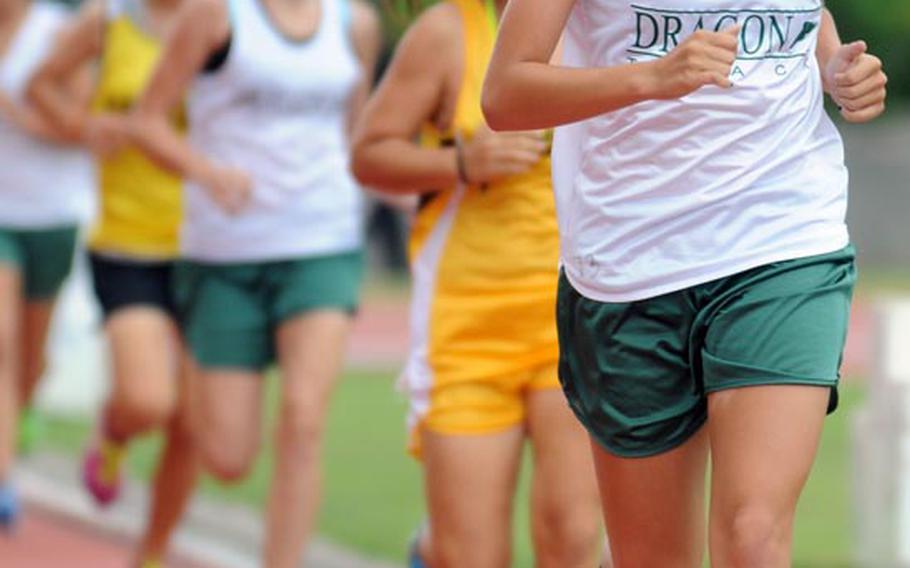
[
  {"left": 0, "top": 483, "right": 20, "bottom": 532},
  {"left": 408, "top": 522, "right": 429, "bottom": 568}
]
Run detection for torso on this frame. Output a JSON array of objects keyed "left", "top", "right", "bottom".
[
  {"left": 0, "top": 2, "right": 92, "bottom": 228},
  {"left": 405, "top": 0, "right": 561, "bottom": 384},
  {"left": 554, "top": 0, "right": 848, "bottom": 303},
  {"left": 183, "top": 0, "right": 363, "bottom": 263},
  {"left": 90, "top": 0, "right": 184, "bottom": 259}
]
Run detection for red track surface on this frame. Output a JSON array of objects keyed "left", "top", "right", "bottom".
[{"left": 0, "top": 505, "right": 209, "bottom": 568}]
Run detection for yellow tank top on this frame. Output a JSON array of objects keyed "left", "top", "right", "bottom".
[
  {"left": 410, "top": 0, "right": 561, "bottom": 382},
  {"left": 89, "top": 14, "right": 182, "bottom": 258}
]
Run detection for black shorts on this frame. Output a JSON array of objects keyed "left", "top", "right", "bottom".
[{"left": 89, "top": 253, "right": 178, "bottom": 320}]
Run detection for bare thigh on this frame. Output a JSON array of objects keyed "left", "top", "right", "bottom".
[
  {"left": 422, "top": 427, "right": 525, "bottom": 568},
  {"left": 192, "top": 362, "right": 264, "bottom": 482},
  {"left": 526, "top": 388, "right": 603, "bottom": 568},
  {"left": 591, "top": 428, "right": 708, "bottom": 568},
  {"left": 0, "top": 266, "right": 21, "bottom": 475},
  {"left": 103, "top": 307, "right": 181, "bottom": 440},
  {"left": 708, "top": 385, "right": 829, "bottom": 568},
  {"left": 262, "top": 311, "right": 352, "bottom": 568},
  {"left": 0, "top": 267, "right": 21, "bottom": 374},
  {"left": 275, "top": 310, "right": 352, "bottom": 437}
]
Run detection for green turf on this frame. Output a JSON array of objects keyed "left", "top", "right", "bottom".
[
  {"left": 41, "top": 373, "right": 865, "bottom": 566},
  {"left": 791, "top": 386, "right": 865, "bottom": 567}
]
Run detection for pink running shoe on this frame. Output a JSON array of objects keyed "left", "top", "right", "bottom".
[{"left": 82, "top": 437, "right": 125, "bottom": 507}]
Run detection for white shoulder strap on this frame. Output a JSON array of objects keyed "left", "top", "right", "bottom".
[
  {"left": 105, "top": 0, "right": 147, "bottom": 24},
  {"left": 104, "top": 0, "right": 124, "bottom": 20}
]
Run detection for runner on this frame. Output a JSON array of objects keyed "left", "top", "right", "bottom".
[
  {"left": 351, "top": 1, "right": 604, "bottom": 566},
  {"left": 28, "top": 1, "right": 199, "bottom": 564},
  {"left": 127, "top": 0, "right": 381, "bottom": 565},
  {"left": 0, "top": 0, "right": 90, "bottom": 531},
  {"left": 484, "top": 2, "right": 887, "bottom": 565}
]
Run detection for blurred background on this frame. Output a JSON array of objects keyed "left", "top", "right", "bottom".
[{"left": 2, "top": 1, "right": 908, "bottom": 567}]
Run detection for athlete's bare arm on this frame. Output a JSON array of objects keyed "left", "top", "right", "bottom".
[
  {"left": 346, "top": 0, "right": 383, "bottom": 137},
  {"left": 0, "top": 89, "right": 75, "bottom": 144},
  {"left": 26, "top": 2, "right": 104, "bottom": 145},
  {"left": 482, "top": 0, "right": 739, "bottom": 130},
  {"left": 816, "top": 8, "right": 887, "bottom": 123},
  {"left": 351, "top": 4, "right": 464, "bottom": 193},
  {"left": 130, "top": 0, "right": 249, "bottom": 213},
  {"left": 352, "top": 4, "right": 546, "bottom": 194},
  {"left": 0, "top": 20, "right": 93, "bottom": 146}
]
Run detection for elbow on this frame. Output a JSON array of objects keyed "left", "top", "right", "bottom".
[
  {"left": 481, "top": 75, "right": 515, "bottom": 132},
  {"left": 350, "top": 143, "right": 383, "bottom": 189}
]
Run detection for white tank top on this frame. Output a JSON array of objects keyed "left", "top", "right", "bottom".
[
  {"left": 0, "top": 2, "right": 93, "bottom": 228},
  {"left": 183, "top": 0, "right": 363, "bottom": 262},
  {"left": 553, "top": 0, "right": 849, "bottom": 303}
]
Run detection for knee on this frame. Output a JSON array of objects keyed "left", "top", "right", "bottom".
[
  {"left": 535, "top": 501, "right": 602, "bottom": 566},
  {"left": 428, "top": 514, "right": 511, "bottom": 568},
  {"left": 115, "top": 385, "right": 175, "bottom": 430},
  {"left": 432, "top": 532, "right": 508, "bottom": 568},
  {"left": 200, "top": 436, "right": 258, "bottom": 483},
  {"left": 722, "top": 506, "right": 789, "bottom": 567},
  {"left": 277, "top": 395, "right": 327, "bottom": 454}
]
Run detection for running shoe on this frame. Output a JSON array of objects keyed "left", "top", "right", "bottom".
[
  {"left": 408, "top": 522, "right": 429, "bottom": 568},
  {"left": 82, "top": 436, "right": 125, "bottom": 507},
  {"left": 0, "top": 482, "right": 19, "bottom": 532},
  {"left": 17, "top": 407, "right": 44, "bottom": 455}
]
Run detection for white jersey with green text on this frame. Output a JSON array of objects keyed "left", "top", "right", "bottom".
[
  {"left": 183, "top": 0, "right": 362, "bottom": 262},
  {"left": 552, "top": 0, "right": 849, "bottom": 302}
]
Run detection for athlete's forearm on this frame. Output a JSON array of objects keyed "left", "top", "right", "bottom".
[
  {"left": 0, "top": 93, "right": 73, "bottom": 144},
  {"left": 352, "top": 138, "right": 459, "bottom": 195},
  {"left": 26, "top": 5, "right": 102, "bottom": 144},
  {"left": 483, "top": 61, "right": 658, "bottom": 131},
  {"left": 129, "top": 113, "right": 215, "bottom": 187},
  {"left": 26, "top": 75, "right": 90, "bottom": 142},
  {"left": 816, "top": 9, "right": 843, "bottom": 94}
]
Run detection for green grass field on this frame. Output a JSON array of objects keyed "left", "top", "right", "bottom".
[{"left": 41, "top": 372, "right": 864, "bottom": 567}]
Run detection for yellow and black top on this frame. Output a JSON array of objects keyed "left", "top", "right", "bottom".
[{"left": 90, "top": 7, "right": 183, "bottom": 258}]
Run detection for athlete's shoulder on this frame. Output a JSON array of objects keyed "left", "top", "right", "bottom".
[
  {"left": 397, "top": 2, "right": 462, "bottom": 66},
  {"left": 349, "top": 0, "right": 379, "bottom": 27},
  {"left": 349, "top": 0, "right": 381, "bottom": 46},
  {"left": 348, "top": 0, "right": 382, "bottom": 70},
  {"left": 180, "top": 0, "right": 229, "bottom": 26},
  {"left": 412, "top": 2, "right": 462, "bottom": 43},
  {"left": 177, "top": 0, "right": 230, "bottom": 44}
]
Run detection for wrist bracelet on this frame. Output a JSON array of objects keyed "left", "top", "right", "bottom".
[{"left": 454, "top": 133, "right": 470, "bottom": 185}]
